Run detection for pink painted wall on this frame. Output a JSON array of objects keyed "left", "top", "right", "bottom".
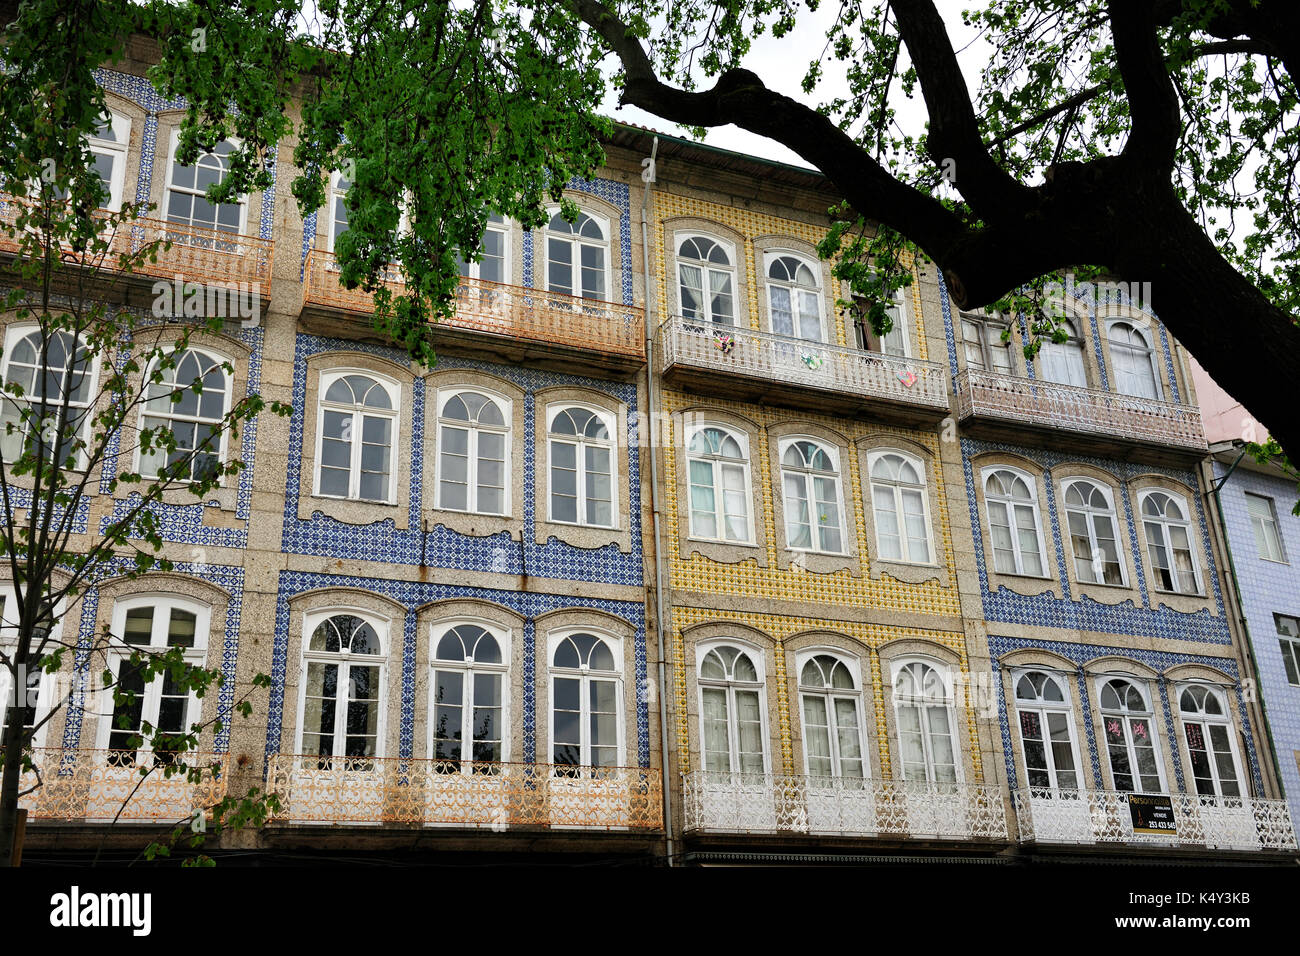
[{"left": 1190, "top": 355, "right": 1267, "bottom": 445}]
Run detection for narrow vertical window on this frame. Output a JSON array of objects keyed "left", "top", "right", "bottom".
[
  {"left": 548, "top": 406, "right": 615, "bottom": 528},
  {"left": 869, "top": 451, "right": 932, "bottom": 563},
  {"left": 1063, "top": 479, "right": 1126, "bottom": 586},
  {"left": 1099, "top": 678, "right": 1163, "bottom": 793},
  {"left": 780, "top": 439, "right": 844, "bottom": 554},
  {"left": 164, "top": 134, "right": 243, "bottom": 246},
  {"left": 545, "top": 211, "right": 607, "bottom": 301},
  {"left": 316, "top": 372, "right": 398, "bottom": 502},
  {"left": 1246, "top": 493, "right": 1285, "bottom": 562},
  {"left": 139, "top": 349, "right": 231, "bottom": 482},
  {"left": 960, "top": 313, "right": 1012, "bottom": 373},
  {"left": 1036, "top": 319, "right": 1089, "bottom": 388},
  {"left": 299, "top": 613, "right": 385, "bottom": 764},
  {"left": 0, "top": 327, "right": 96, "bottom": 468},
  {"left": 1178, "top": 685, "right": 1242, "bottom": 799},
  {"left": 436, "top": 390, "right": 509, "bottom": 515},
  {"left": 685, "top": 426, "right": 751, "bottom": 543},
  {"left": 766, "top": 255, "right": 822, "bottom": 342},
  {"left": 1108, "top": 321, "right": 1162, "bottom": 399},
  {"left": 698, "top": 644, "right": 766, "bottom": 775},
  {"left": 456, "top": 213, "right": 508, "bottom": 283},
  {"left": 983, "top": 469, "right": 1046, "bottom": 576},
  {"left": 431, "top": 623, "right": 507, "bottom": 771},
  {"left": 550, "top": 632, "right": 621, "bottom": 769},
  {"left": 798, "top": 654, "right": 864, "bottom": 780},
  {"left": 1014, "top": 671, "right": 1080, "bottom": 791},
  {"left": 677, "top": 236, "right": 735, "bottom": 327},
  {"left": 1140, "top": 490, "right": 1202, "bottom": 594},
  {"left": 894, "top": 661, "right": 957, "bottom": 785},
  {"left": 1275, "top": 614, "right": 1300, "bottom": 686}
]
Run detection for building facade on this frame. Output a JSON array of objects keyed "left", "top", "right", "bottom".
[{"left": 2, "top": 39, "right": 1296, "bottom": 864}]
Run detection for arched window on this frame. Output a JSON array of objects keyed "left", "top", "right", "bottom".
[
  {"left": 100, "top": 594, "right": 210, "bottom": 764},
  {"left": 456, "top": 213, "right": 508, "bottom": 283},
  {"left": 545, "top": 210, "right": 607, "bottom": 301},
  {"left": 548, "top": 405, "right": 615, "bottom": 528},
  {"left": 298, "top": 612, "right": 385, "bottom": 762},
  {"left": 798, "top": 653, "right": 864, "bottom": 779},
  {"left": 686, "top": 425, "right": 751, "bottom": 543},
  {"left": 1178, "top": 685, "right": 1242, "bottom": 798},
  {"left": 983, "top": 468, "right": 1046, "bottom": 576},
  {"left": 1108, "top": 321, "right": 1162, "bottom": 400},
  {"left": 893, "top": 660, "right": 958, "bottom": 784},
  {"left": 677, "top": 235, "right": 735, "bottom": 326},
  {"left": 139, "top": 348, "right": 231, "bottom": 482},
  {"left": 0, "top": 327, "right": 96, "bottom": 468},
  {"left": 316, "top": 371, "right": 398, "bottom": 502},
  {"left": 1014, "top": 671, "right": 1080, "bottom": 791},
  {"left": 698, "top": 644, "right": 766, "bottom": 775},
  {"left": 326, "top": 172, "right": 350, "bottom": 253},
  {"left": 1062, "top": 478, "right": 1125, "bottom": 586},
  {"left": 1036, "top": 318, "right": 1089, "bottom": 388},
  {"left": 1140, "top": 490, "right": 1202, "bottom": 595},
  {"left": 766, "top": 254, "right": 823, "bottom": 342},
  {"left": 431, "top": 622, "right": 508, "bottom": 770},
  {"left": 164, "top": 132, "right": 244, "bottom": 244},
  {"left": 550, "top": 632, "right": 621, "bottom": 769},
  {"left": 1098, "top": 677, "right": 1163, "bottom": 793},
  {"left": 436, "top": 390, "right": 509, "bottom": 515},
  {"left": 780, "top": 439, "right": 844, "bottom": 554},
  {"left": 88, "top": 110, "right": 130, "bottom": 212},
  {"left": 868, "top": 451, "right": 932, "bottom": 564}
]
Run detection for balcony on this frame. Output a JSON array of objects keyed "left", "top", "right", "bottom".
[
  {"left": 954, "top": 368, "right": 1207, "bottom": 463},
  {"left": 15, "top": 747, "right": 227, "bottom": 824},
  {"left": 300, "top": 250, "right": 646, "bottom": 372},
  {"left": 681, "top": 771, "right": 1008, "bottom": 842},
  {"left": 0, "top": 196, "right": 273, "bottom": 301},
  {"left": 264, "top": 755, "right": 663, "bottom": 831},
  {"left": 658, "top": 316, "right": 951, "bottom": 423},
  {"left": 1012, "top": 788, "right": 1298, "bottom": 853}
]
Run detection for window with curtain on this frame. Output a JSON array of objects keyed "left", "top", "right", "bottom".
[
  {"left": 548, "top": 405, "right": 615, "bottom": 527},
  {"left": 1036, "top": 318, "right": 1089, "bottom": 388},
  {"left": 1098, "top": 677, "right": 1163, "bottom": 793},
  {"left": 1140, "top": 490, "right": 1202, "bottom": 594},
  {"left": 686, "top": 425, "right": 751, "bottom": 543},
  {"left": 1062, "top": 478, "right": 1126, "bottom": 586},
  {"left": 550, "top": 632, "right": 621, "bottom": 770},
  {"left": 1108, "top": 321, "right": 1162, "bottom": 399},
  {"left": 139, "top": 348, "right": 231, "bottom": 482},
  {"left": 1178, "top": 685, "right": 1242, "bottom": 799},
  {"left": 436, "top": 390, "right": 508, "bottom": 515},
  {"left": 299, "top": 613, "right": 385, "bottom": 765},
  {"left": 677, "top": 235, "right": 735, "bottom": 326},
  {"left": 869, "top": 451, "right": 932, "bottom": 563},
  {"left": 780, "top": 439, "right": 844, "bottom": 554},
  {"left": 0, "top": 327, "right": 97, "bottom": 469},
  {"left": 960, "top": 312, "right": 1012, "bottom": 373},
  {"left": 431, "top": 623, "right": 507, "bottom": 772},
  {"left": 798, "top": 653, "right": 864, "bottom": 780},
  {"left": 545, "top": 210, "right": 606, "bottom": 300},
  {"left": 766, "top": 254, "right": 823, "bottom": 342},
  {"left": 1014, "top": 671, "right": 1080, "bottom": 791},
  {"left": 698, "top": 644, "right": 766, "bottom": 775},
  {"left": 893, "top": 660, "right": 958, "bottom": 785},
  {"left": 316, "top": 372, "right": 398, "bottom": 502},
  {"left": 983, "top": 469, "right": 1046, "bottom": 576},
  {"left": 1246, "top": 493, "right": 1285, "bottom": 562}
]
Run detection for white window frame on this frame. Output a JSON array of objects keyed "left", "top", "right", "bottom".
[
  {"left": 1011, "top": 668, "right": 1083, "bottom": 792},
  {"left": 1138, "top": 489, "right": 1204, "bottom": 596},
  {"left": 434, "top": 387, "right": 512, "bottom": 517},
  {"left": 1096, "top": 676, "right": 1166, "bottom": 794},
  {"left": 696, "top": 640, "right": 769, "bottom": 776},
  {"left": 428, "top": 619, "right": 511, "bottom": 770},
  {"left": 684, "top": 423, "right": 754, "bottom": 545},
  {"left": 1060, "top": 477, "right": 1129, "bottom": 587},
  {"left": 545, "top": 402, "right": 618, "bottom": 529},
  {"left": 778, "top": 436, "right": 847, "bottom": 556},
  {"left": 162, "top": 128, "right": 248, "bottom": 237},
  {"left": 547, "top": 629, "right": 624, "bottom": 770},
  {"left": 1176, "top": 682, "right": 1245, "bottom": 800},
  {"left": 675, "top": 233, "right": 737, "bottom": 327},
  {"left": 88, "top": 110, "right": 130, "bottom": 213},
  {"left": 294, "top": 608, "right": 389, "bottom": 761},
  {"left": 867, "top": 449, "right": 934, "bottom": 565},
  {"left": 95, "top": 593, "right": 211, "bottom": 758},
  {"left": 981, "top": 466, "right": 1050, "bottom": 578},
  {"left": 764, "top": 251, "right": 824, "bottom": 343},
  {"left": 1036, "top": 317, "right": 1089, "bottom": 388},
  {"left": 891, "top": 658, "right": 961, "bottom": 785},
  {"left": 796, "top": 649, "right": 867, "bottom": 782},
  {"left": 0, "top": 323, "right": 99, "bottom": 470},
  {"left": 0, "top": 585, "right": 60, "bottom": 750},
  {"left": 325, "top": 170, "right": 350, "bottom": 254},
  {"left": 1246, "top": 493, "right": 1286, "bottom": 563},
  {"left": 313, "top": 369, "right": 400, "bottom": 504},
  {"left": 134, "top": 346, "right": 234, "bottom": 485},
  {"left": 959, "top": 312, "right": 1012, "bottom": 374},
  {"left": 456, "top": 213, "right": 511, "bottom": 284},
  {"left": 1107, "top": 319, "right": 1163, "bottom": 400},
  {"left": 542, "top": 206, "right": 611, "bottom": 303},
  {"left": 1274, "top": 614, "right": 1300, "bottom": 687}
]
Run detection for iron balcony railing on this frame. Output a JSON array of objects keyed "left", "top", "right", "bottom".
[
  {"left": 301, "top": 250, "right": 645, "bottom": 360},
  {"left": 681, "top": 771, "right": 1008, "bottom": 841},
  {"left": 953, "top": 367, "right": 1207, "bottom": 451},
  {"left": 13, "top": 747, "right": 228, "bottom": 824},
  {"left": 1012, "top": 787, "right": 1297, "bottom": 851},
  {"left": 265, "top": 754, "right": 663, "bottom": 830},
  {"left": 658, "top": 315, "right": 951, "bottom": 411}
]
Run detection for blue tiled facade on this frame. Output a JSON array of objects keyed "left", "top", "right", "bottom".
[{"left": 1211, "top": 462, "right": 1300, "bottom": 822}]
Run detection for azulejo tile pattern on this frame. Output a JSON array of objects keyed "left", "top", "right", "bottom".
[
  {"left": 1211, "top": 462, "right": 1300, "bottom": 824},
  {"left": 280, "top": 333, "right": 643, "bottom": 584},
  {"left": 266, "top": 571, "right": 650, "bottom": 766},
  {"left": 987, "top": 634, "right": 1263, "bottom": 796},
  {"left": 62, "top": 560, "right": 246, "bottom": 754}
]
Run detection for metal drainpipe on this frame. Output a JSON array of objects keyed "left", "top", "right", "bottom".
[
  {"left": 1201, "top": 454, "right": 1288, "bottom": 802},
  {"left": 639, "top": 134, "right": 675, "bottom": 865}
]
